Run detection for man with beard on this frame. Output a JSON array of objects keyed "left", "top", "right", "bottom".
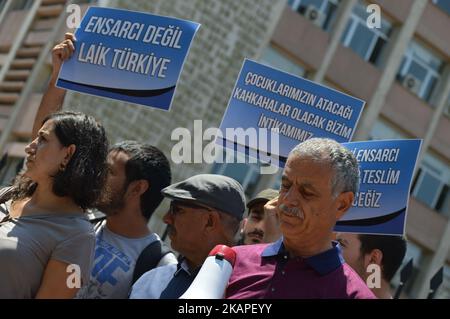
[
  {"left": 225, "top": 138, "right": 376, "bottom": 299},
  {"left": 77, "top": 141, "right": 177, "bottom": 298},
  {"left": 238, "top": 189, "right": 281, "bottom": 245},
  {"left": 34, "top": 34, "right": 177, "bottom": 298}
]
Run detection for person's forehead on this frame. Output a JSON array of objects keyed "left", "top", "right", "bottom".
[
  {"left": 39, "top": 119, "right": 55, "bottom": 134},
  {"left": 283, "top": 155, "right": 333, "bottom": 183},
  {"left": 337, "top": 232, "right": 360, "bottom": 243},
  {"left": 249, "top": 202, "right": 265, "bottom": 213}
]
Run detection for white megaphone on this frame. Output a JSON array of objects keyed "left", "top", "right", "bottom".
[{"left": 180, "top": 244, "right": 236, "bottom": 299}]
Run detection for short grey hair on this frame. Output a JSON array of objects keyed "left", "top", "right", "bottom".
[{"left": 289, "top": 138, "right": 360, "bottom": 196}]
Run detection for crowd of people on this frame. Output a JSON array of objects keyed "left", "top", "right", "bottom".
[{"left": 0, "top": 34, "right": 407, "bottom": 299}]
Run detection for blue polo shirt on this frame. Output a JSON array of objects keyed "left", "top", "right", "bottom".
[{"left": 225, "top": 238, "right": 376, "bottom": 299}]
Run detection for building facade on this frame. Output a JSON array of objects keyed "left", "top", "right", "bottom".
[{"left": 0, "top": 0, "right": 448, "bottom": 298}]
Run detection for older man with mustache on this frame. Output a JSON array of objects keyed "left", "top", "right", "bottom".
[
  {"left": 225, "top": 138, "right": 376, "bottom": 299},
  {"left": 130, "top": 174, "right": 245, "bottom": 299}
]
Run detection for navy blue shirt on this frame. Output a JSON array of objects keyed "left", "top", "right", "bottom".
[{"left": 160, "top": 260, "right": 200, "bottom": 299}]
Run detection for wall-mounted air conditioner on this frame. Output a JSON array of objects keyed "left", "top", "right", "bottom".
[
  {"left": 304, "top": 5, "right": 325, "bottom": 28},
  {"left": 402, "top": 74, "right": 422, "bottom": 96}
]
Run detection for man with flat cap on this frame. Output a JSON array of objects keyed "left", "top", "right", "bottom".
[
  {"left": 130, "top": 174, "right": 245, "bottom": 299},
  {"left": 239, "top": 189, "right": 281, "bottom": 245}
]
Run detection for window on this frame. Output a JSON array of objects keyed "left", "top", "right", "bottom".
[
  {"left": 432, "top": 0, "right": 450, "bottom": 16},
  {"left": 211, "top": 153, "right": 261, "bottom": 198},
  {"left": 10, "top": 0, "right": 32, "bottom": 10},
  {"left": 259, "top": 46, "right": 306, "bottom": 77},
  {"left": 341, "top": 1, "right": 392, "bottom": 65},
  {"left": 413, "top": 153, "right": 450, "bottom": 217},
  {"left": 391, "top": 241, "right": 424, "bottom": 297},
  {"left": 397, "top": 41, "right": 444, "bottom": 102},
  {"left": 403, "top": 242, "right": 424, "bottom": 296},
  {"left": 436, "top": 265, "right": 450, "bottom": 299},
  {"left": 444, "top": 95, "right": 450, "bottom": 117},
  {"left": 0, "top": 0, "right": 7, "bottom": 13},
  {"left": 288, "top": 0, "right": 340, "bottom": 31},
  {"left": 369, "top": 118, "right": 408, "bottom": 140}
]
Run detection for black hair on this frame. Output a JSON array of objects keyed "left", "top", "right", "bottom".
[
  {"left": 12, "top": 111, "right": 109, "bottom": 210},
  {"left": 110, "top": 141, "right": 171, "bottom": 220},
  {"left": 358, "top": 234, "right": 407, "bottom": 282}
]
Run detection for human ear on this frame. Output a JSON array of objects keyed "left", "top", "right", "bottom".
[
  {"left": 335, "top": 191, "right": 354, "bottom": 219},
  {"left": 204, "top": 211, "right": 220, "bottom": 233},
  {"left": 369, "top": 249, "right": 383, "bottom": 266},
  {"left": 126, "top": 180, "right": 149, "bottom": 198},
  {"left": 60, "top": 144, "right": 76, "bottom": 171}
]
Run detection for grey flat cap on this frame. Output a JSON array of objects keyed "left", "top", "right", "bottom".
[
  {"left": 246, "top": 188, "right": 279, "bottom": 209},
  {"left": 161, "top": 174, "right": 245, "bottom": 220}
]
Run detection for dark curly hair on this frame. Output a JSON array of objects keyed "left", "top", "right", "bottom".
[
  {"left": 11, "top": 111, "right": 109, "bottom": 210},
  {"left": 359, "top": 234, "right": 407, "bottom": 282},
  {"left": 109, "top": 141, "right": 171, "bottom": 220}
]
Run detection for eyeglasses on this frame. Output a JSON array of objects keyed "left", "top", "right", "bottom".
[{"left": 168, "top": 200, "right": 213, "bottom": 216}]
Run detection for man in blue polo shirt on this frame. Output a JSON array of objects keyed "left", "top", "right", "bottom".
[{"left": 226, "top": 138, "right": 376, "bottom": 299}]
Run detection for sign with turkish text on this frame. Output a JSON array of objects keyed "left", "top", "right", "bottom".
[
  {"left": 336, "top": 139, "right": 422, "bottom": 235},
  {"left": 57, "top": 6, "right": 200, "bottom": 110}
]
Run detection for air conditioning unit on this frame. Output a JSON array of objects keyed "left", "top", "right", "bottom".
[
  {"left": 402, "top": 74, "right": 422, "bottom": 96},
  {"left": 304, "top": 5, "right": 325, "bottom": 28}
]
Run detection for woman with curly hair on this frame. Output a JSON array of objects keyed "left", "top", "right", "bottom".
[{"left": 0, "top": 111, "right": 109, "bottom": 298}]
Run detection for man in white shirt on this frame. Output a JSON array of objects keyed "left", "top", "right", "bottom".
[{"left": 130, "top": 174, "right": 245, "bottom": 299}]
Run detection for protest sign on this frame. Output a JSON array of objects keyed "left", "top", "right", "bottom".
[
  {"left": 217, "top": 59, "right": 365, "bottom": 166},
  {"left": 57, "top": 6, "right": 200, "bottom": 110},
  {"left": 336, "top": 139, "right": 422, "bottom": 235}
]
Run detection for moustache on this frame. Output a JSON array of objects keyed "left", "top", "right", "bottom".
[
  {"left": 247, "top": 229, "right": 264, "bottom": 238},
  {"left": 279, "top": 203, "right": 305, "bottom": 219}
]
